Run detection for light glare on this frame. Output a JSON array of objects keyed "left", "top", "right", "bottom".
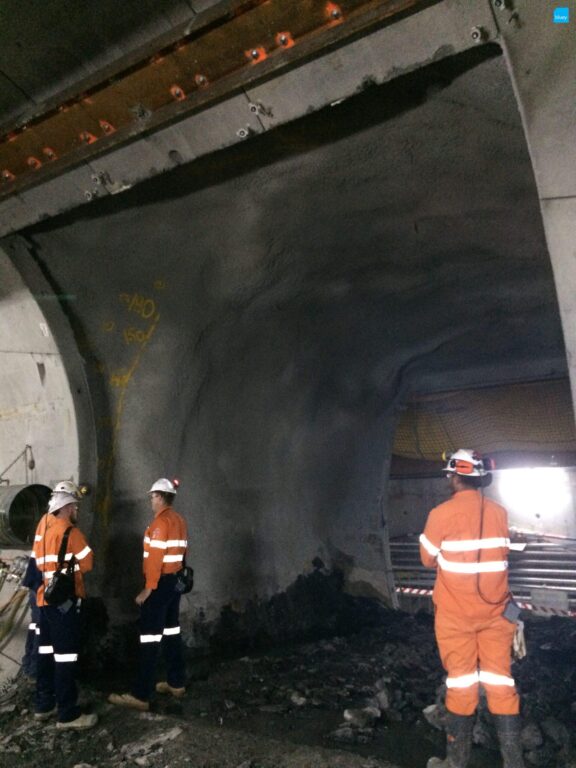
[{"left": 498, "top": 467, "right": 572, "bottom": 526}]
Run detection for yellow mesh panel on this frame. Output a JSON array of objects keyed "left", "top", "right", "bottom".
[{"left": 393, "top": 378, "right": 576, "bottom": 460}]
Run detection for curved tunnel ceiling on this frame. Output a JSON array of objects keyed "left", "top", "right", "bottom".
[
  {"left": 0, "top": 44, "right": 567, "bottom": 609},
  {"left": 0, "top": 0, "right": 572, "bottom": 622},
  {"left": 0, "top": 0, "right": 223, "bottom": 126},
  {"left": 19, "top": 46, "right": 567, "bottom": 392}
]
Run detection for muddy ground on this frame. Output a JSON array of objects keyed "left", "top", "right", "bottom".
[{"left": 1, "top": 611, "right": 576, "bottom": 768}]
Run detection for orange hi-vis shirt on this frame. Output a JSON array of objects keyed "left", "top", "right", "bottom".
[
  {"left": 143, "top": 506, "right": 188, "bottom": 589},
  {"left": 33, "top": 515, "right": 94, "bottom": 607},
  {"left": 419, "top": 489, "right": 510, "bottom": 619}
]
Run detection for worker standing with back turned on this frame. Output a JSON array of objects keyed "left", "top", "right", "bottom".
[
  {"left": 420, "top": 449, "right": 524, "bottom": 768},
  {"left": 34, "top": 484, "right": 97, "bottom": 729}
]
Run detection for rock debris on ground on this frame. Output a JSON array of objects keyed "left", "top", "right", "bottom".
[{"left": 0, "top": 611, "right": 575, "bottom": 767}]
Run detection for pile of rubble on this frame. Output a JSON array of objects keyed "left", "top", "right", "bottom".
[{"left": 0, "top": 610, "right": 575, "bottom": 767}]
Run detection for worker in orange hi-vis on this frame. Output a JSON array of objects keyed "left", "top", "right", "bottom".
[
  {"left": 420, "top": 449, "right": 525, "bottom": 768},
  {"left": 109, "top": 477, "right": 188, "bottom": 712}
]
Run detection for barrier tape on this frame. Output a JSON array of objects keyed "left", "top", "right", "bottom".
[{"left": 395, "top": 586, "right": 576, "bottom": 618}]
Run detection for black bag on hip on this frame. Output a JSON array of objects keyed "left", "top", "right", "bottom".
[
  {"left": 174, "top": 552, "right": 194, "bottom": 594},
  {"left": 44, "top": 527, "right": 76, "bottom": 607}
]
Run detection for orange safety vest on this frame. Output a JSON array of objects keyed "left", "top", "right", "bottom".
[
  {"left": 142, "top": 506, "right": 188, "bottom": 589},
  {"left": 33, "top": 515, "right": 94, "bottom": 606},
  {"left": 420, "top": 489, "right": 510, "bottom": 618}
]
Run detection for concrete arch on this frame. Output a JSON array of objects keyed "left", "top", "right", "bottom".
[{"left": 0, "top": 245, "right": 97, "bottom": 543}]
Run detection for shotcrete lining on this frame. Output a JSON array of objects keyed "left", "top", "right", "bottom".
[{"left": 4, "top": 49, "right": 567, "bottom": 618}]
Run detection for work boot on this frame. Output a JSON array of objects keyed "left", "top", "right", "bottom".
[
  {"left": 34, "top": 706, "right": 57, "bottom": 721},
  {"left": 427, "top": 712, "right": 474, "bottom": 768},
  {"left": 155, "top": 681, "right": 186, "bottom": 698},
  {"left": 56, "top": 712, "right": 98, "bottom": 730},
  {"left": 493, "top": 714, "right": 526, "bottom": 768},
  {"left": 108, "top": 692, "right": 149, "bottom": 711}
]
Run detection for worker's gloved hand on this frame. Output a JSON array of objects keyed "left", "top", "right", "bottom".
[{"left": 512, "top": 620, "right": 527, "bottom": 660}]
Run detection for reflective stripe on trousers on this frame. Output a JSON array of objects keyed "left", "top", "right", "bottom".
[
  {"left": 36, "top": 605, "right": 82, "bottom": 723},
  {"left": 133, "top": 573, "right": 185, "bottom": 701},
  {"left": 435, "top": 609, "right": 519, "bottom": 716}
]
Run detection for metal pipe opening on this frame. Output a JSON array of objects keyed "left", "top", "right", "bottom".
[{"left": 0, "top": 485, "right": 51, "bottom": 547}]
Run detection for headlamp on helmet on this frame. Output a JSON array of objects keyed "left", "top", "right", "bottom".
[
  {"left": 442, "top": 449, "right": 495, "bottom": 477},
  {"left": 52, "top": 480, "right": 82, "bottom": 499}
]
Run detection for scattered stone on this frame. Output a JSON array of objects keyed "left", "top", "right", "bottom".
[
  {"left": 289, "top": 692, "right": 307, "bottom": 707},
  {"left": 422, "top": 703, "right": 445, "bottom": 731},
  {"left": 541, "top": 716, "right": 570, "bottom": 748},
  {"left": 525, "top": 742, "right": 558, "bottom": 766},
  {"left": 121, "top": 726, "right": 183, "bottom": 758},
  {"left": 343, "top": 706, "right": 380, "bottom": 728},
  {"left": 328, "top": 725, "right": 356, "bottom": 743},
  {"left": 356, "top": 727, "right": 375, "bottom": 744},
  {"left": 521, "top": 722, "right": 544, "bottom": 751}
]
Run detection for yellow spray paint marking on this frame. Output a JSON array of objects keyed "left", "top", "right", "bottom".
[
  {"left": 122, "top": 325, "right": 156, "bottom": 346},
  {"left": 96, "top": 288, "right": 162, "bottom": 533},
  {"left": 119, "top": 292, "right": 157, "bottom": 320}
]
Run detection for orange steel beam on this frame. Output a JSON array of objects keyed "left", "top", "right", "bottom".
[{"left": 0, "top": 0, "right": 438, "bottom": 199}]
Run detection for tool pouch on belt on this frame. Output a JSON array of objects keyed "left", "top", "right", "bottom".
[
  {"left": 503, "top": 598, "right": 522, "bottom": 623},
  {"left": 44, "top": 527, "right": 76, "bottom": 606},
  {"left": 174, "top": 551, "right": 194, "bottom": 594}
]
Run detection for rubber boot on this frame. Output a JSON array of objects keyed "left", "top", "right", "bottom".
[
  {"left": 493, "top": 714, "right": 526, "bottom": 768},
  {"left": 427, "top": 713, "right": 474, "bottom": 768}
]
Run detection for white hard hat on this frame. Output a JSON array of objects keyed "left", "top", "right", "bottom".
[
  {"left": 443, "top": 449, "right": 489, "bottom": 477},
  {"left": 48, "top": 493, "right": 80, "bottom": 514},
  {"left": 148, "top": 477, "right": 178, "bottom": 495},
  {"left": 52, "top": 480, "right": 81, "bottom": 498}
]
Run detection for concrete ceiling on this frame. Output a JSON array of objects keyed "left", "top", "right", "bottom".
[
  {"left": 18, "top": 44, "right": 567, "bottom": 391},
  {"left": 0, "top": 2, "right": 566, "bottom": 395},
  {"left": 0, "top": 0, "right": 221, "bottom": 127}
]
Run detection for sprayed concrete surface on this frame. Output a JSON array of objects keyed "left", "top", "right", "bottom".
[{"left": 0, "top": 49, "right": 567, "bottom": 636}]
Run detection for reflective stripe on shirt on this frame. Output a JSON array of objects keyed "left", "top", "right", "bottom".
[
  {"left": 437, "top": 553, "right": 508, "bottom": 574},
  {"left": 149, "top": 538, "right": 188, "bottom": 550},
  {"left": 440, "top": 537, "right": 510, "bottom": 552},
  {"left": 419, "top": 534, "right": 440, "bottom": 557}
]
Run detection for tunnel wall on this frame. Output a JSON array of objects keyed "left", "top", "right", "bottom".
[
  {"left": 497, "top": 3, "right": 576, "bottom": 429},
  {"left": 3, "top": 46, "right": 568, "bottom": 630},
  {"left": 0, "top": 249, "right": 80, "bottom": 491},
  {"left": 6, "top": 211, "right": 397, "bottom": 623}
]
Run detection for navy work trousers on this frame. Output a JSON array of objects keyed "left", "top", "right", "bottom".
[
  {"left": 22, "top": 591, "right": 41, "bottom": 678},
  {"left": 35, "top": 603, "right": 82, "bottom": 722},
  {"left": 133, "top": 573, "right": 185, "bottom": 701}
]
